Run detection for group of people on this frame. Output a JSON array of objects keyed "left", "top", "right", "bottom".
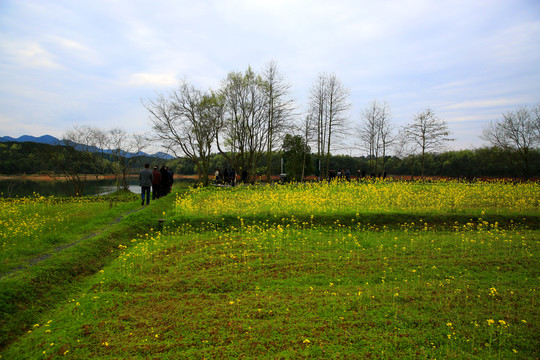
[
  {"left": 214, "top": 168, "right": 249, "bottom": 186},
  {"left": 326, "top": 169, "right": 387, "bottom": 182},
  {"left": 214, "top": 168, "right": 236, "bottom": 186},
  {"left": 139, "top": 163, "right": 174, "bottom": 205},
  {"left": 328, "top": 169, "right": 352, "bottom": 182}
]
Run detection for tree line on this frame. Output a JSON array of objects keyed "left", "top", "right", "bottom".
[
  {"left": 1, "top": 139, "right": 539, "bottom": 185},
  {"left": 144, "top": 61, "right": 540, "bottom": 184},
  {"left": 168, "top": 147, "right": 540, "bottom": 181}
]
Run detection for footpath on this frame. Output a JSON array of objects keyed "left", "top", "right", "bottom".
[{"left": 0, "top": 207, "right": 145, "bottom": 280}]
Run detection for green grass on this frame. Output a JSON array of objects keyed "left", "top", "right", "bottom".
[
  {"left": 0, "top": 191, "right": 139, "bottom": 274},
  {"left": 2, "top": 222, "right": 537, "bottom": 359},
  {"left": 0, "top": 181, "right": 538, "bottom": 359}
]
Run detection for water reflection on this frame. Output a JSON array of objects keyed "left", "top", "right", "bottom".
[{"left": 0, "top": 178, "right": 140, "bottom": 198}]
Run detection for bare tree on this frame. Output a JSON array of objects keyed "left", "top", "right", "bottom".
[
  {"left": 324, "top": 74, "right": 351, "bottom": 178},
  {"left": 308, "top": 73, "right": 351, "bottom": 180},
  {"left": 107, "top": 128, "right": 149, "bottom": 190},
  {"left": 63, "top": 125, "right": 110, "bottom": 191},
  {"left": 482, "top": 104, "right": 540, "bottom": 178},
  {"left": 308, "top": 74, "right": 327, "bottom": 180},
  {"left": 358, "top": 100, "right": 395, "bottom": 175},
  {"left": 298, "top": 114, "right": 317, "bottom": 181},
  {"left": 216, "top": 67, "right": 268, "bottom": 181},
  {"left": 261, "top": 61, "right": 295, "bottom": 182},
  {"left": 404, "top": 108, "right": 453, "bottom": 178},
  {"left": 533, "top": 104, "right": 540, "bottom": 135},
  {"left": 47, "top": 144, "right": 93, "bottom": 196},
  {"left": 145, "top": 81, "right": 222, "bottom": 186}
]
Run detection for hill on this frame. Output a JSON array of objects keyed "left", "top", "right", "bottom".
[
  {"left": 0, "top": 135, "right": 174, "bottom": 159},
  {"left": 0, "top": 135, "right": 59, "bottom": 145},
  {"left": 0, "top": 141, "right": 173, "bottom": 175}
]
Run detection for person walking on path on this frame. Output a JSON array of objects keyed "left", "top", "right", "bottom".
[
  {"left": 139, "top": 163, "right": 153, "bottom": 205},
  {"left": 152, "top": 166, "right": 162, "bottom": 199}
]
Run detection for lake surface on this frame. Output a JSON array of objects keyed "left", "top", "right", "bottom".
[{"left": 0, "top": 178, "right": 141, "bottom": 198}]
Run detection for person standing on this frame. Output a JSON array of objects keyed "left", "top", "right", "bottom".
[
  {"left": 160, "top": 165, "right": 169, "bottom": 196},
  {"left": 139, "top": 163, "right": 153, "bottom": 206},
  {"left": 230, "top": 168, "right": 236, "bottom": 187},
  {"left": 152, "top": 166, "right": 162, "bottom": 199},
  {"left": 167, "top": 167, "right": 174, "bottom": 194},
  {"left": 223, "top": 168, "right": 229, "bottom": 185}
]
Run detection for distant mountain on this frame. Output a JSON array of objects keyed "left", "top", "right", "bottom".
[
  {"left": 0, "top": 135, "right": 60, "bottom": 145},
  {"left": 1, "top": 134, "right": 174, "bottom": 159},
  {"left": 153, "top": 151, "right": 175, "bottom": 160}
]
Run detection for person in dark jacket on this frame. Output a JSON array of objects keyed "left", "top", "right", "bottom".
[
  {"left": 160, "top": 166, "right": 169, "bottom": 196},
  {"left": 152, "top": 166, "right": 162, "bottom": 199},
  {"left": 230, "top": 168, "right": 236, "bottom": 187},
  {"left": 167, "top": 167, "right": 174, "bottom": 194},
  {"left": 139, "top": 163, "right": 153, "bottom": 205}
]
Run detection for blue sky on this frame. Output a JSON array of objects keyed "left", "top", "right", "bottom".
[{"left": 0, "top": 0, "right": 539, "bottom": 154}]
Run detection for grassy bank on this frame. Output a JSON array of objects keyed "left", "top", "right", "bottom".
[
  {"left": 0, "top": 191, "right": 140, "bottom": 274},
  {"left": 0, "top": 190, "right": 180, "bottom": 349}
]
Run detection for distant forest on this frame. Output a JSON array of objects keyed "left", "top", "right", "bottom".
[{"left": 1, "top": 141, "right": 539, "bottom": 179}]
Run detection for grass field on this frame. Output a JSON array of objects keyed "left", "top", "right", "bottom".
[{"left": 0, "top": 180, "right": 538, "bottom": 359}]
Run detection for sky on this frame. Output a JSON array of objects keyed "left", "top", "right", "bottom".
[{"left": 0, "top": 0, "right": 539, "bottom": 155}]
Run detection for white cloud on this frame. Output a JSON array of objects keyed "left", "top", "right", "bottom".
[
  {"left": 445, "top": 114, "right": 494, "bottom": 123},
  {"left": 0, "top": 40, "right": 62, "bottom": 69},
  {"left": 443, "top": 98, "right": 527, "bottom": 111},
  {"left": 126, "top": 72, "right": 178, "bottom": 87},
  {"left": 47, "top": 35, "right": 103, "bottom": 65}
]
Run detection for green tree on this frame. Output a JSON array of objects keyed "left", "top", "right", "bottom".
[
  {"left": 282, "top": 134, "right": 312, "bottom": 182},
  {"left": 216, "top": 67, "right": 268, "bottom": 182}
]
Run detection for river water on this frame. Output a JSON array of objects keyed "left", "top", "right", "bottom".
[{"left": 0, "top": 178, "right": 141, "bottom": 198}]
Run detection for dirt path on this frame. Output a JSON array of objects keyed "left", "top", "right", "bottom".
[{"left": 0, "top": 207, "right": 145, "bottom": 280}]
